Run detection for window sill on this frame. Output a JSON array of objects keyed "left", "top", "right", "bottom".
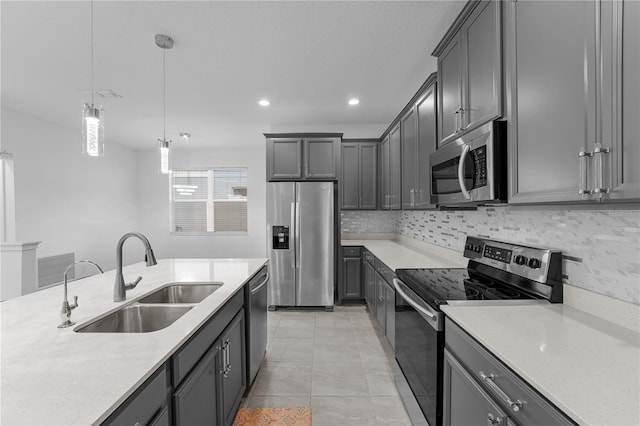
[{"left": 169, "top": 231, "right": 249, "bottom": 237}]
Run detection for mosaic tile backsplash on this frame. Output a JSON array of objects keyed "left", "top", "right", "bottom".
[{"left": 343, "top": 208, "right": 640, "bottom": 305}]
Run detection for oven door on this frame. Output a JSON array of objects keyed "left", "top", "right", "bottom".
[
  {"left": 430, "top": 120, "right": 505, "bottom": 205},
  {"left": 393, "top": 278, "right": 444, "bottom": 426}
]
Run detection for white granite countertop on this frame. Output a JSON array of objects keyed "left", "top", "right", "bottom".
[
  {"left": 441, "top": 304, "right": 640, "bottom": 426},
  {"left": 342, "top": 238, "right": 467, "bottom": 270},
  {"left": 0, "top": 258, "right": 267, "bottom": 426}
]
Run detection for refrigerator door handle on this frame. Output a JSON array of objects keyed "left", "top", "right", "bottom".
[
  {"left": 290, "top": 202, "right": 296, "bottom": 270},
  {"left": 295, "top": 201, "right": 301, "bottom": 269}
]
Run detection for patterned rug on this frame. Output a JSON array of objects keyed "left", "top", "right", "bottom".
[{"left": 232, "top": 407, "right": 312, "bottom": 426}]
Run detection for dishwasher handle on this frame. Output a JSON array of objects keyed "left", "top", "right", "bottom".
[{"left": 251, "top": 272, "right": 269, "bottom": 294}]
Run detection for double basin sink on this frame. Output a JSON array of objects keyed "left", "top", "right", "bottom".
[{"left": 75, "top": 283, "right": 222, "bottom": 333}]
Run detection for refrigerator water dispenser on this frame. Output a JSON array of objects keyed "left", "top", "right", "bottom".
[{"left": 272, "top": 226, "right": 289, "bottom": 249}]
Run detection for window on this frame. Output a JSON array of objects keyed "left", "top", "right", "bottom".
[{"left": 170, "top": 168, "right": 248, "bottom": 234}]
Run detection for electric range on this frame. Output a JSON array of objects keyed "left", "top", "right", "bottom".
[{"left": 393, "top": 236, "right": 563, "bottom": 426}]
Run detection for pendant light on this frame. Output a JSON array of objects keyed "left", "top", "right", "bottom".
[
  {"left": 156, "top": 34, "right": 174, "bottom": 174},
  {"left": 81, "top": 0, "right": 105, "bottom": 157}
]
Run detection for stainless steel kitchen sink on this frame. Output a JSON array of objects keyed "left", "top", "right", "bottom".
[
  {"left": 75, "top": 305, "right": 193, "bottom": 333},
  {"left": 137, "top": 283, "right": 223, "bottom": 304}
]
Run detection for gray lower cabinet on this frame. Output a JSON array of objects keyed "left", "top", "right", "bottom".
[
  {"left": 341, "top": 141, "right": 378, "bottom": 210},
  {"left": 173, "top": 343, "right": 221, "bottom": 425},
  {"left": 149, "top": 406, "right": 171, "bottom": 426},
  {"left": 173, "top": 309, "right": 246, "bottom": 426},
  {"left": 340, "top": 246, "right": 363, "bottom": 302},
  {"left": 375, "top": 272, "right": 386, "bottom": 332},
  {"left": 383, "top": 280, "right": 395, "bottom": 350},
  {"left": 266, "top": 134, "right": 341, "bottom": 181},
  {"left": 506, "top": 0, "right": 639, "bottom": 203},
  {"left": 370, "top": 257, "right": 395, "bottom": 349},
  {"left": 434, "top": 0, "right": 502, "bottom": 147},
  {"left": 363, "top": 252, "right": 376, "bottom": 315},
  {"left": 444, "top": 320, "right": 575, "bottom": 426},
  {"left": 103, "top": 363, "right": 170, "bottom": 426}
]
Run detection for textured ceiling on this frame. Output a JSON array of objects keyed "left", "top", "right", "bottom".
[{"left": 1, "top": 1, "right": 465, "bottom": 149}]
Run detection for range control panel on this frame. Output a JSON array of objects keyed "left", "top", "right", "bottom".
[{"left": 463, "top": 236, "right": 560, "bottom": 283}]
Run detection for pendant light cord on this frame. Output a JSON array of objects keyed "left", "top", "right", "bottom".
[
  {"left": 90, "top": 0, "right": 94, "bottom": 107},
  {"left": 163, "top": 46, "right": 166, "bottom": 141}
]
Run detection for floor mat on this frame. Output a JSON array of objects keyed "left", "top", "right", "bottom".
[{"left": 232, "top": 407, "right": 312, "bottom": 426}]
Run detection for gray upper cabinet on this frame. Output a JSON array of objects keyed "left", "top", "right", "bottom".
[
  {"left": 388, "top": 124, "right": 402, "bottom": 209},
  {"left": 434, "top": 0, "right": 502, "bottom": 148},
  {"left": 379, "top": 135, "right": 390, "bottom": 209},
  {"left": 266, "top": 138, "right": 303, "bottom": 180},
  {"left": 506, "top": 0, "right": 638, "bottom": 203},
  {"left": 401, "top": 108, "right": 418, "bottom": 210},
  {"left": 402, "top": 74, "right": 438, "bottom": 210},
  {"left": 266, "top": 134, "right": 341, "bottom": 181},
  {"left": 602, "top": 0, "right": 639, "bottom": 201},
  {"left": 341, "top": 141, "right": 378, "bottom": 210}
]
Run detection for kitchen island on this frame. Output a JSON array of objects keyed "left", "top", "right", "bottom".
[
  {"left": 0, "top": 258, "right": 267, "bottom": 425},
  {"left": 442, "top": 303, "right": 640, "bottom": 426}
]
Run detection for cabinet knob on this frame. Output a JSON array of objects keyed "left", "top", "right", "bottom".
[{"left": 487, "top": 413, "right": 502, "bottom": 426}]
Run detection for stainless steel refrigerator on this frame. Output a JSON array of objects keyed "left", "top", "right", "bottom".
[{"left": 267, "top": 181, "right": 334, "bottom": 309}]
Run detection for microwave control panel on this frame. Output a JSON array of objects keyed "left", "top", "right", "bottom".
[{"left": 472, "top": 146, "right": 487, "bottom": 188}]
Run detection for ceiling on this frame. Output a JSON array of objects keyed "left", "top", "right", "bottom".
[{"left": 1, "top": 1, "right": 465, "bottom": 149}]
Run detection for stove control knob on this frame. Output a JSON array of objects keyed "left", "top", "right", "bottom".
[
  {"left": 473, "top": 244, "right": 482, "bottom": 253},
  {"left": 528, "top": 258, "right": 541, "bottom": 269},
  {"left": 514, "top": 255, "right": 527, "bottom": 265}
]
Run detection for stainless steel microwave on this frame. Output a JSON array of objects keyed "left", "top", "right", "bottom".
[{"left": 429, "top": 120, "right": 507, "bottom": 206}]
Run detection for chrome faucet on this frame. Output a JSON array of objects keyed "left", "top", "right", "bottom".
[
  {"left": 114, "top": 232, "right": 157, "bottom": 302},
  {"left": 58, "top": 260, "right": 104, "bottom": 328}
]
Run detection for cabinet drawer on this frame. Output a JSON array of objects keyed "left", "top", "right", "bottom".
[
  {"left": 374, "top": 259, "right": 394, "bottom": 284},
  {"left": 343, "top": 246, "right": 363, "bottom": 257},
  {"left": 363, "top": 250, "right": 374, "bottom": 265},
  {"left": 103, "top": 363, "right": 169, "bottom": 426},
  {"left": 445, "top": 320, "right": 575, "bottom": 425},
  {"left": 172, "top": 291, "right": 243, "bottom": 386}
]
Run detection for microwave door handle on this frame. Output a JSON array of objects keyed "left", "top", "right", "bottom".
[{"left": 458, "top": 143, "right": 472, "bottom": 200}]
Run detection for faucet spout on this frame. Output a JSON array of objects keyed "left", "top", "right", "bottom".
[
  {"left": 58, "top": 260, "right": 103, "bottom": 328},
  {"left": 114, "top": 232, "right": 157, "bottom": 302}
]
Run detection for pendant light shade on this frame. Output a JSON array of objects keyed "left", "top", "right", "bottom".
[
  {"left": 156, "top": 34, "right": 173, "bottom": 174},
  {"left": 81, "top": 0, "right": 104, "bottom": 157},
  {"left": 82, "top": 104, "right": 104, "bottom": 156}
]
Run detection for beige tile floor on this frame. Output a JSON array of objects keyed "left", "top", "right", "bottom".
[{"left": 242, "top": 305, "right": 412, "bottom": 425}]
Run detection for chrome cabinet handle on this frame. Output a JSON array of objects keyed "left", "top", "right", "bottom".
[
  {"left": 457, "top": 144, "right": 472, "bottom": 200},
  {"left": 593, "top": 143, "right": 611, "bottom": 198},
  {"left": 487, "top": 413, "right": 503, "bottom": 426},
  {"left": 458, "top": 106, "right": 465, "bottom": 132},
  {"left": 578, "top": 148, "right": 593, "bottom": 196},
  {"left": 479, "top": 372, "right": 523, "bottom": 412}
]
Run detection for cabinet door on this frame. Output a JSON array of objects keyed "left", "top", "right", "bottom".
[
  {"left": 462, "top": 0, "right": 502, "bottom": 133},
  {"left": 388, "top": 123, "right": 402, "bottom": 209},
  {"left": 173, "top": 345, "right": 220, "bottom": 426},
  {"left": 438, "top": 35, "right": 463, "bottom": 147},
  {"left": 380, "top": 135, "right": 390, "bottom": 209},
  {"left": 506, "top": 0, "right": 595, "bottom": 203},
  {"left": 443, "top": 349, "right": 511, "bottom": 426},
  {"left": 343, "top": 256, "right": 363, "bottom": 299},
  {"left": 384, "top": 283, "right": 395, "bottom": 350},
  {"left": 219, "top": 310, "right": 247, "bottom": 426},
  {"left": 341, "top": 143, "right": 359, "bottom": 209},
  {"left": 267, "top": 138, "right": 302, "bottom": 180},
  {"left": 416, "top": 83, "right": 437, "bottom": 209},
  {"left": 363, "top": 261, "right": 375, "bottom": 314},
  {"left": 401, "top": 108, "right": 418, "bottom": 209},
  {"left": 359, "top": 143, "right": 378, "bottom": 209},
  {"left": 375, "top": 274, "right": 386, "bottom": 332},
  {"left": 304, "top": 138, "right": 338, "bottom": 179},
  {"left": 606, "top": 0, "right": 640, "bottom": 200}
]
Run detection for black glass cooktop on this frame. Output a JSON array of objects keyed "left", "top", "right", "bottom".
[{"left": 396, "top": 267, "right": 541, "bottom": 310}]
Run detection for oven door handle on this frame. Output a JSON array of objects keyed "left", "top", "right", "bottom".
[
  {"left": 393, "top": 279, "right": 441, "bottom": 331},
  {"left": 457, "top": 143, "right": 472, "bottom": 200}
]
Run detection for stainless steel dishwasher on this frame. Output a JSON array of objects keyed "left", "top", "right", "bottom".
[{"left": 244, "top": 266, "right": 268, "bottom": 387}]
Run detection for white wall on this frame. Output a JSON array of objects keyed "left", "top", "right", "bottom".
[
  {"left": 136, "top": 146, "right": 267, "bottom": 260},
  {"left": 1, "top": 107, "right": 139, "bottom": 272}
]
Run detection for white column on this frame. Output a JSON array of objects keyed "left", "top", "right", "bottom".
[
  {"left": 0, "top": 241, "right": 41, "bottom": 301},
  {"left": 0, "top": 151, "right": 16, "bottom": 242}
]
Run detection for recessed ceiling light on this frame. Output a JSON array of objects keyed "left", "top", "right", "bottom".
[
  {"left": 348, "top": 98, "right": 360, "bottom": 106},
  {"left": 259, "top": 99, "right": 270, "bottom": 107}
]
